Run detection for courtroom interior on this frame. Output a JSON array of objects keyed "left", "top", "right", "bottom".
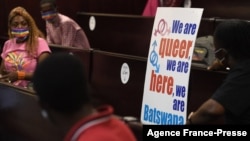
[{"left": 0, "top": 0, "right": 250, "bottom": 140}]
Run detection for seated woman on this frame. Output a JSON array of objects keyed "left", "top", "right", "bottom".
[{"left": 0, "top": 6, "right": 51, "bottom": 89}]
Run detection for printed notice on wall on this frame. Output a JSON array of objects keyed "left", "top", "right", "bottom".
[{"left": 140, "top": 7, "right": 203, "bottom": 125}]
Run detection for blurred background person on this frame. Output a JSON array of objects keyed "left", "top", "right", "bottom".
[
  {"left": 142, "top": 0, "right": 191, "bottom": 16},
  {"left": 40, "top": 0, "right": 91, "bottom": 49},
  {"left": 0, "top": 6, "right": 51, "bottom": 89}
]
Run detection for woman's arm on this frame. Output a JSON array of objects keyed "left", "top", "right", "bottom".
[
  {"left": 23, "top": 52, "right": 51, "bottom": 80},
  {"left": 0, "top": 52, "right": 50, "bottom": 82}
]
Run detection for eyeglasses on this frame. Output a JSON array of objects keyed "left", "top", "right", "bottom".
[{"left": 214, "top": 48, "right": 224, "bottom": 54}]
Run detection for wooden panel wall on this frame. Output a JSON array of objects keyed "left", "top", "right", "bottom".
[{"left": 81, "top": 0, "right": 146, "bottom": 15}]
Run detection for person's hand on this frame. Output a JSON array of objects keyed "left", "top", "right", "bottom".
[
  {"left": 186, "top": 112, "right": 194, "bottom": 125},
  {"left": 207, "top": 59, "right": 227, "bottom": 71},
  {"left": 0, "top": 71, "right": 18, "bottom": 83}
]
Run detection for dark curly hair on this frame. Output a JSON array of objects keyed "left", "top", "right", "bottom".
[
  {"left": 33, "top": 53, "right": 91, "bottom": 114},
  {"left": 214, "top": 19, "right": 250, "bottom": 61}
]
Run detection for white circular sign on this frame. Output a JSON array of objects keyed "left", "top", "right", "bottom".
[
  {"left": 89, "top": 16, "right": 96, "bottom": 31},
  {"left": 120, "top": 63, "right": 130, "bottom": 84}
]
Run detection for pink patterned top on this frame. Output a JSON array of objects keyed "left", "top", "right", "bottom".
[
  {"left": 142, "top": 0, "right": 185, "bottom": 16},
  {"left": 1, "top": 37, "right": 51, "bottom": 87},
  {"left": 46, "top": 13, "right": 91, "bottom": 49}
]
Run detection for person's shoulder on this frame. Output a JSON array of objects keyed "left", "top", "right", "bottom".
[
  {"left": 2, "top": 39, "right": 18, "bottom": 54},
  {"left": 3, "top": 39, "right": 15, "bottom": 47},
  {"left": 4, "top": 39, "right": 14, "bottom": 44},
  {"left": 59, "top": 13, "right": 73, "bottom": 22},
  {"left": 37, "top": 37, "right": 50, "bottom": 47},
  {"left": 37, "top": 37, "right": 47, "bottom": 42},
  {"left": 59, "top": 13, "right": 79, "bottom": 25}
]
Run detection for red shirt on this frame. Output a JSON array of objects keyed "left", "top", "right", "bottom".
[{"left": 64, "top": 105, "right": 137, "bottom": 141}]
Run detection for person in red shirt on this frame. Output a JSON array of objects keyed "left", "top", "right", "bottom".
[{"left": 33, "top": 53, "right": 137, "bottom": 141}]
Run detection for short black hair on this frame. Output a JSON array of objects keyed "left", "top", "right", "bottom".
[
  {"left": 214, "top": 19, "right": 250, "bottom": 60},
  {"left": 40, "top": 0, "right": 56, "bottom": 7},
  {"left": 33, "top": 53, "right": 90, "bottom": 114}
]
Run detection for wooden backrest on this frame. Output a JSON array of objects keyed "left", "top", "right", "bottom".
[
  {"left": 188, "top": 67, "right": 227, "bottom": 124},
  {"left": 89, "top": 49, "right": 227, "bottom": 123},
  {"left": 49, "top": 44, "right": 93, "bottom": 82},
  {"left": 0, "top": 83, "right": 62, "bottom": 141},
  {"left": 76, "top": 12, "right": 218, "bottom": 58},
  {"left": 0, "top": 81, "right": 35, "bottom": 95},
  {"left": 197, "top": 18, "right": 216, "bottom": 37},
  {"left": 76, "top": 12, "right": 154, "bottom": 57},
  {"left": 90, "top": 50, "right": 147, "bottom": 118},
  {"left": 0, "top": 82, "right": 143, "bottom": 141}
]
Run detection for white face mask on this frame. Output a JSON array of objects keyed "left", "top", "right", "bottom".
[{"left": 214, "top": 48, "right": 224, "bottom": 54}]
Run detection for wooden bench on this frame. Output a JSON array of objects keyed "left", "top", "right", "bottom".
[
  {"left": 197, "top": 17, "right": 216, "bottom": 37},
  {"left": 188, "top": 67, "right": 227, "bottom": 123},
  {"left": 89, "top": 50, "right": 228, "bottom": 123},
  {"left": 76, "top": 12, "right": 218, "bottom": 57},
  {"left": 76, "top": 12, "right": 154, "bottom": 57},
  {"left": 0, "top": 82, "right": 143, "bottom": 141},
  {"left": 0, "top": 81, "right": 35, "bottom": 95},
  {"left": 0, "top": 83, "right": 62, "bottom": 141},
  {"left": 89, "top": 50, "right": 147, "bottom": 118},
  {"left": 2, "top": 0, "right": 250, "bottom": 43}
]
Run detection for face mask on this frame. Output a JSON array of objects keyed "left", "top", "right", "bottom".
[
  {"left": 11, "top": 28, "right": 29, "bottom": 42},
  {"left": 41, "top": 10, "right": 57, "bottom": 22}
]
